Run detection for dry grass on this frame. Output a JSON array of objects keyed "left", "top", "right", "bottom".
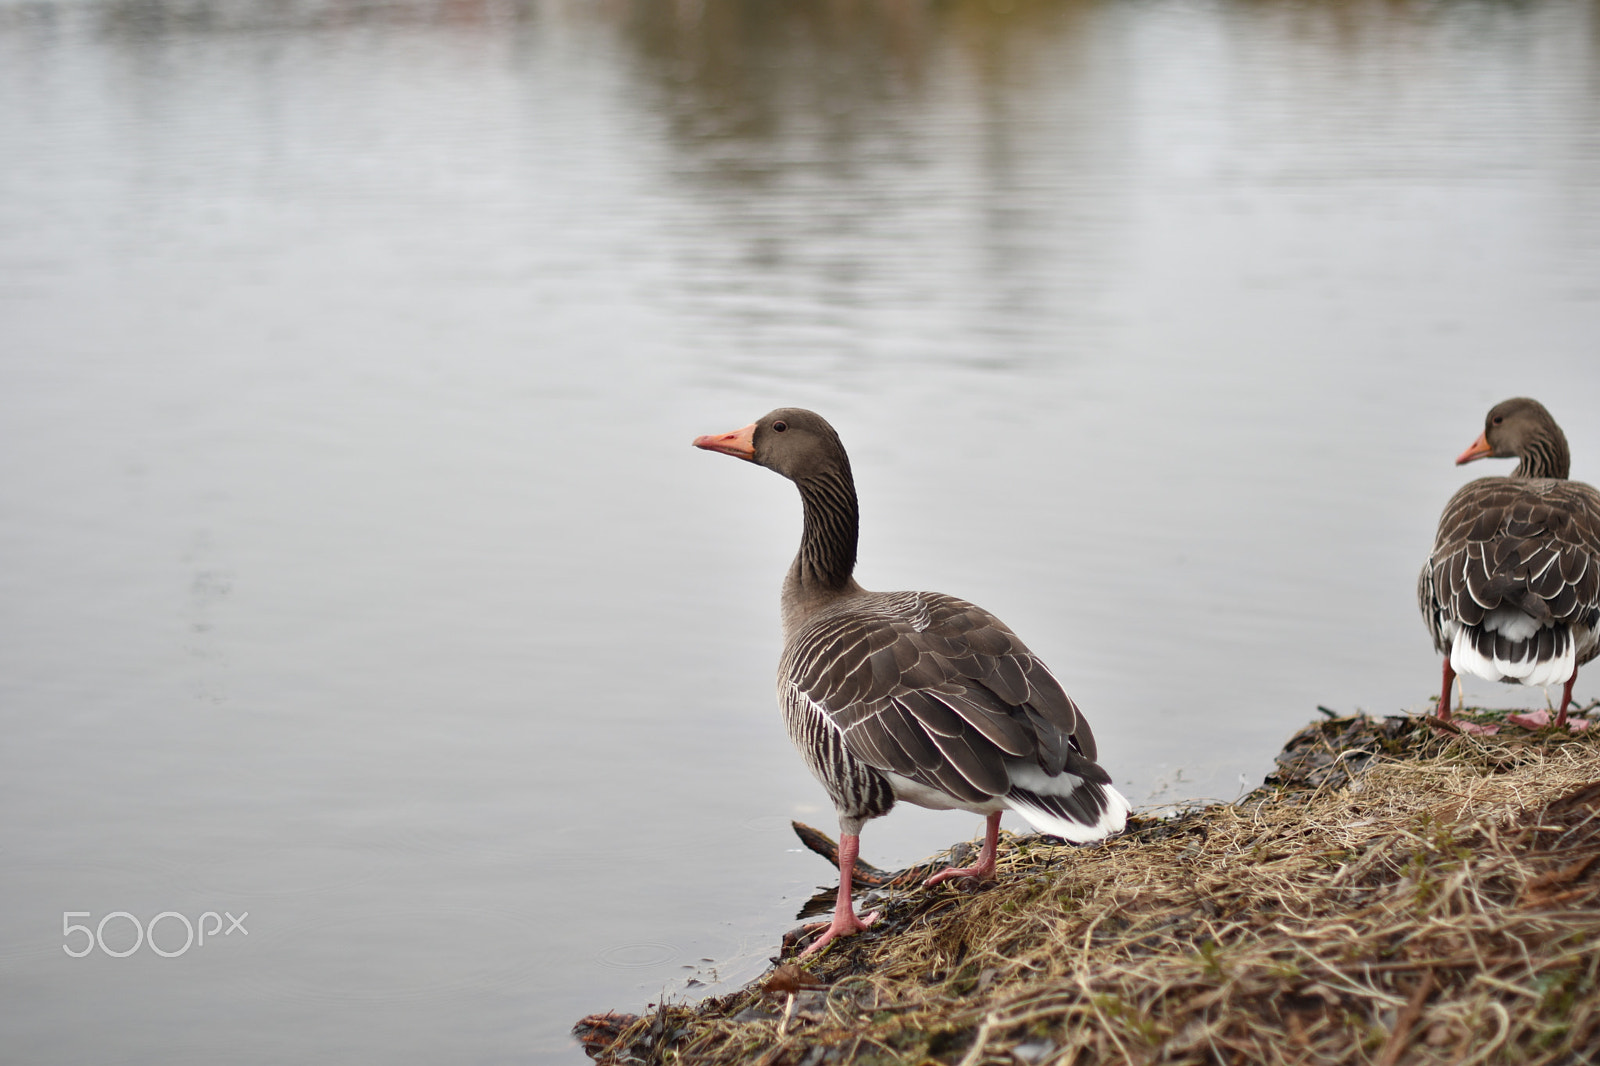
[{"left": 577, "top": 711, "right": 1600, "bottom": 1066}]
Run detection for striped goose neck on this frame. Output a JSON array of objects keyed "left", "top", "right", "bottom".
[
  {"left": 1513, "top": 430, "right": 1570, "bottom": 480},
  {"left": 792, "top": 466, "right": 859, "bottom": 594}
]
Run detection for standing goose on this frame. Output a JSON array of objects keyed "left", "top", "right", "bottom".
[
  {"left": 694, "top": 408, "right": 1130, "bottom": 956},
  {"left": 1419, "top": 398, "right": 1600, "bottom": 728}
]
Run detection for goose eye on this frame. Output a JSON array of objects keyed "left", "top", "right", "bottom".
[
  {"left": 1492, "top": 416, "right": 1504, "bottom": 425},
  {"left": 773, "top": 421, "right": 787, "bottom": 432}
]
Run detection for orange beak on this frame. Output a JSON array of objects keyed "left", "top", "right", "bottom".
[
  {"left": 692, "top": 423, "right": 757, "bottom": 461},
  {"left": 1455, "top": 431, "right": 1493, "bottom": 466}
]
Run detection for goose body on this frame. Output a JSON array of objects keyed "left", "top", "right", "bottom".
[
  {"left": 696, "top": 408, "right": 1129, "bottom": 955},
  {"left": 1419, "top": 398, "right": 1600, "bottom": 727},
  {"left": 779, "top": 589, "right": 1125, "bottom": 842}
]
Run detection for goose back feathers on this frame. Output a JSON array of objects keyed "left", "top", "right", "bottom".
[
  {"left": 779, "top": 587, "right": 1120, "bottom": 838},
  {"left": 1419, "top": 398, "right": 1600, "bottom": 725}
]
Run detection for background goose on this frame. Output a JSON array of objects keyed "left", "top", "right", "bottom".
[
  {"left": 694, "top": 408, "right": 1130, "bottom": 956},
  {"left": 1419, "top": 398, "right": 1600, "bottom": 729}
]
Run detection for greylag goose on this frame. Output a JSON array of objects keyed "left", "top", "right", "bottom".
[
  {"left": 694, "top": 408, "right": 1130, "bottom": 955},
  {"left": 1419, "top": 398, "right": 1600, "bottom": 728}
]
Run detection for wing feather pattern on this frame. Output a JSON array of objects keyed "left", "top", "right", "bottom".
[
  {"left": 1419, "top": 477, "right": 1600, "bottom": 685},
  {"left": 779, "top": 590, "right": 1121, "bottom": 837}
]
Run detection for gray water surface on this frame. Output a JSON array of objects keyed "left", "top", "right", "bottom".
[{"left": 3, "top": 0, "right": 1599, "bottom": 1061}]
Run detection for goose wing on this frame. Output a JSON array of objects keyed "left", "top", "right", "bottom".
[
  {"left": 781, "top": 591, "right": 1107, "bottom": 806},
  {"left": 1423, "top": 478, "right": 1600, "bottom": 645}
]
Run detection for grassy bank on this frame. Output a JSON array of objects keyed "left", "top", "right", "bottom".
[{"left": 577, "top": 711, "right": 1600, "bottom": 1065}]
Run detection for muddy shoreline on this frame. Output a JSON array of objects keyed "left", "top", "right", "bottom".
[{"left": 577, "top": 709, "right": 1600, "bottom": 1065}]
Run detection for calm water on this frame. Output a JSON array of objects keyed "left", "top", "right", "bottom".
[{"left": 2, "top": 0, "right": 1598, "bottom": 1060}]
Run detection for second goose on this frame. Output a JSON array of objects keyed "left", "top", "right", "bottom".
[{"left": 1419, "top": 398, "right": 1600, "bottom": 729}]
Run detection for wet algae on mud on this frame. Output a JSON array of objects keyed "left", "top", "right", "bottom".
[{"left": 577, "top": 711, "right": 1600, "bottom": 1065}]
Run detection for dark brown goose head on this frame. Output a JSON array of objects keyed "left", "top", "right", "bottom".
[
  {"left": 694, "top": 407, "right": 861, "bottom": 598},
  {"left": 693, "top": 408, "right": 849, "bottom": 481},
  {"left": 1455, "top": 397, "right": 1571, "bottom": 480}
]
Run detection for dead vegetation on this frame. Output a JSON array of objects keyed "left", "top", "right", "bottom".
[{"left": 577, "top": 709, "right": 1600, "bottom": 1065}]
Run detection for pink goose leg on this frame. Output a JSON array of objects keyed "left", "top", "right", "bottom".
[
  {"left": 1435, "top": 657, "right": 1500, "bottom": 734},
  {"left": 1555, "top": 674, "right": 1576, "bottom": 729},
  {"left": 925, "top": 811, "right": 1002, "bottom": 887},
  {"left": 1436, "top": 659, "right": 1456, "bottom": 722},
  {"left": 797, "top": 834, "right": 879, "bottom": 957}
]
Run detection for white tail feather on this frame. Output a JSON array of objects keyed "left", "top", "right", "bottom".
[
  {"left": 1006, "top": 784, "right": 1131, "bottom": 843},
  {"left": 1451, "top": 627, "right": 1575, "bottom": 687},
  {"left": 1482, "top": 607, "right": 1541, "bottom": 642}
]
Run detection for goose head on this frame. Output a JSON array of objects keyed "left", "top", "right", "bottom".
[
  {"left": 1455, "top": 398, "right": 1565, "bottom": 467},
  {"left": 692, "top": 407, "right": 849, "bottom": 484}
]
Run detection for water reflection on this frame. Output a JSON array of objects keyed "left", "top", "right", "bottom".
[{"left": 609, "top": 0, "right": 1137, "bottom": 378}]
